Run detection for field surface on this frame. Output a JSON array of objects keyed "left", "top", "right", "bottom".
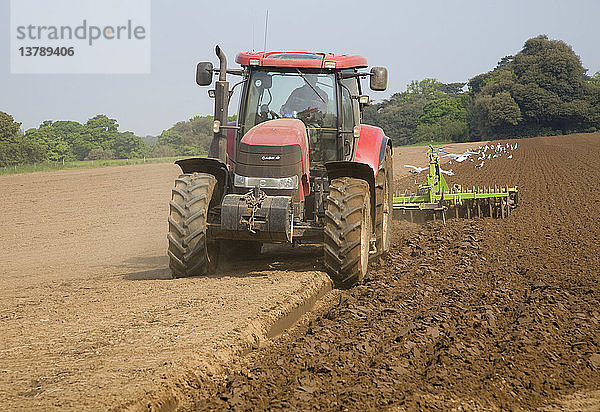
[
  {"left": 0, "top": 163, "right": 330, "bottom": 410},
  {"left": 1, "top": 133, "right": 599, "bottom": 410}
]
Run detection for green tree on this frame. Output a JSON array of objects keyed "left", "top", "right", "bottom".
[
  {"left": 0, "top": 112, "right": 46, "bottom": 166},
  {"left": 0, "top": 112, "right": 25, "bottom": 166},
  {"left": 112, "top": 131, "right": 149, "bottom": 158},
  {"left": 363, "top": 94, "right": 430, "bottom": 145},
  {"left": 362, "top": 79, "right": 463, "bottom": 145},
  {"left": 591, "top": 71, "right": 600, "bottom": 87},
  {"left": 25, "top": 123, "right": 74, "bottom": 161},
  {"left": 467, "top": 35, "right": 600, "bottom": 138},
  {"left": 512, "top": 36, "right": 586, "bottom": 98},
  {"left": 416, "top": 97, "right": 469, "bottom": 142},
  {"left": 86, "top": 114, "right": 119, "bottom": 132},
  {"left": 85, "top": 147, "right": 115, "bottom": 160},
  {"left": 0, "top": 113, "right": 150, "bottom": 165},
  {"left": 469, "top": 92, "right": 522, "bottom": 139},
  {"left": 154, "top": 115, "right": 235, "bottom": 156},
  {"left": 407, "top": 78, "right": 445, "bottom": 98},
  {"left": 86, "top": 115, "right": 120, "bottom": 150},
  {"left": 0, "top": 111, "right": 21, "bottom": 140}
]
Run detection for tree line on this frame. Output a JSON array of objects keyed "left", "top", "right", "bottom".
[
  {"left": 0, "top": 112, "right": 220, "bottom": 167},
  {"left": 2, "top": 35, "right": 599, "bottom": 167},
  {"left": 365, "top": 35, "right": 600, "bottom": 145}
]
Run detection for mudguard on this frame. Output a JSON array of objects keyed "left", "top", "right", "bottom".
[
  {"left": 175, "top": 157, "right": 229, "bottom": 205},
  {"left": 325, "top": 161, "right": 376, "bottom": 229},
  {"left": 325, "top": 126, "right": 391, "bottom": 230},
  {"left": 354, "top": 125, "right": 391, "bottom": 174}
]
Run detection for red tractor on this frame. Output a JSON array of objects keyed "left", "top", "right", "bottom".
[{"left": 168, "top": 46, "right": 392, "bottom": 288}]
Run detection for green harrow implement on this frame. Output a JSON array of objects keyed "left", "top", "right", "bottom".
[{"left": 393, "top": 147, "right": 518, "bottom": 223}]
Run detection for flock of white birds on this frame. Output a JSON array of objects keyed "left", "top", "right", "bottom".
[{"left": 404, "top": 142, "right": 519, "bottom": 177}]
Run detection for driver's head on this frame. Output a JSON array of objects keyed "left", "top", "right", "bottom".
[{"left": 305, "top": 74, "right": 318, "bottom": 86}]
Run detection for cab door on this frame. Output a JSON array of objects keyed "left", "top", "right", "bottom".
[{"left": 340, "top": 73, "right": 361, "bottom": 161}]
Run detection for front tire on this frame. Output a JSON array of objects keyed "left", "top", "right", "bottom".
[
  {"left": 324, "top": 177, "right": 372, "bottom": 288},
  {"left": 168, "top": 173, "right": 218, "bottom": 278}
]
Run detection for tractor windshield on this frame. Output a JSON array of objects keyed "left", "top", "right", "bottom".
[{"left": 242, "top": 70, "right": 338, "bottom": 163}]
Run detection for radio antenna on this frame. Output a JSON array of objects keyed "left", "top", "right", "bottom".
[
  {"left": 251, "top": 8, "right": 255, "bottom": 52},
  {"left": 263, "top": 10, "right": 269, "bottom": 54}
]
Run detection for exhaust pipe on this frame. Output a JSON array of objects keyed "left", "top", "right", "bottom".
[
  {"left": 216, "top": 45, "right": 227, "bottom": 82},
  {"left": 210, "top": 45, "right": 229, "bottom": 163}
]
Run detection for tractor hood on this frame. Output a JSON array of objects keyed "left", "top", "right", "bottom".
[{"left": 240, "top": 118, "right": 309, "bottom": 176}]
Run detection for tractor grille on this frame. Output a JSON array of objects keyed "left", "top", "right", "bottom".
[{"left": 236, "top": 143, "right": 302, "bottom": 178}]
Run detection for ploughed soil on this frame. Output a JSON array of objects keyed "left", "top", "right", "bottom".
[{"left": 191, "top": 133, "right": 600, "bottom": 410}]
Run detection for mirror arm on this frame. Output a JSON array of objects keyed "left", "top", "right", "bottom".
[
  {"left": 341, "top": 72, "right": 371, "bottom": 79},
  {"left": 211, "top": 68, "right": 244, "bottom": 76}
]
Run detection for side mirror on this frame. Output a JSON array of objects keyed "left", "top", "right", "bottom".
[
  {"left": 370, "top": 67, "right": 387, "bottom": 91},
  {"left": 196, "top": 62, "right": 214, "bottom": 86}
]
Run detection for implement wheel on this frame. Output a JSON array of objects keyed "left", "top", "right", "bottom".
[
  {"left": 168, "top": 173, "right": 219, "bottom": 278},
  {"left": 375, "top": 146, "right": 393, "bottom": 257},
  {"left": 324, "top": 177, "right": 372, "bottom": 288}
]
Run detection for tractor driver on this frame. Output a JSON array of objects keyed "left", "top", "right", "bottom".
[{"left": 280, "top": 74, "right": 328, "bottom": 122}]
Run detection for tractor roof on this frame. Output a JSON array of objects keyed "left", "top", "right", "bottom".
[{"left": 236, "top": 51, "right": 368, "bottom": 70}]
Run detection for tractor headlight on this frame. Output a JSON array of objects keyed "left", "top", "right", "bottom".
[{"left": 234, "top": 174, "right": 299, "bottom": 190}]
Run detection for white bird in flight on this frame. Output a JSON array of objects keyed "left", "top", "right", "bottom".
[
  {"left": 475, "top": 161, "right": 484, "bottom": 168},
  {"left": 404, "top": 165, "right": 427, "bottom": 174},
  {"left": 455, "top": 155, "right": 469, "bottom": 163},
  {"left": 442, "top": 149, "right": 479, "bottom": 163},
  {"left": 441, "top": 169, "right": 454, "bottom": 176}
]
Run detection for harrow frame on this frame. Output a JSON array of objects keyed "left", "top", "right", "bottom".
[{"left": 393, "top": 147, "right": 518, "bottom": 222}]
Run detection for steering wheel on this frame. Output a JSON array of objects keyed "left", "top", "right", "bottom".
[
  {"left": 297, "top": 108, "right": 324, "bottom": 125},
  {"left": 269, "top": 110, "right": 280, "bottom": 119}
]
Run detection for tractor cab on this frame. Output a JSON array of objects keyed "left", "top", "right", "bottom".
[{"left": 233, "top": 52, "right": 383, "bottom": 169}]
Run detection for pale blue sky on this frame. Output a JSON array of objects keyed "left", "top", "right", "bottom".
[{"left": 1, "top": 0, "right": 599, "bottom": 136}]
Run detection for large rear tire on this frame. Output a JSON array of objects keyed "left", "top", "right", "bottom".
[
  {"left": 375, "top": 146, "right": 393, "bottom": 257},
  {"left": 168, "top": 173, "right": 218, "bottom": 278},
  {"left": 324, "top": 177, "right": 371, "bottom": 288}
]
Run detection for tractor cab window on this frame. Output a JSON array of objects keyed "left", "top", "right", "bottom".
[
  {"left": 242, "top": 69, "right": 338, "bottom": 165},
  {"left": 341, "top": 83, "right": 354, "bottom": 130},
  {"left": 340, "top": 74, "right": 360, "bottom": 129}
]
